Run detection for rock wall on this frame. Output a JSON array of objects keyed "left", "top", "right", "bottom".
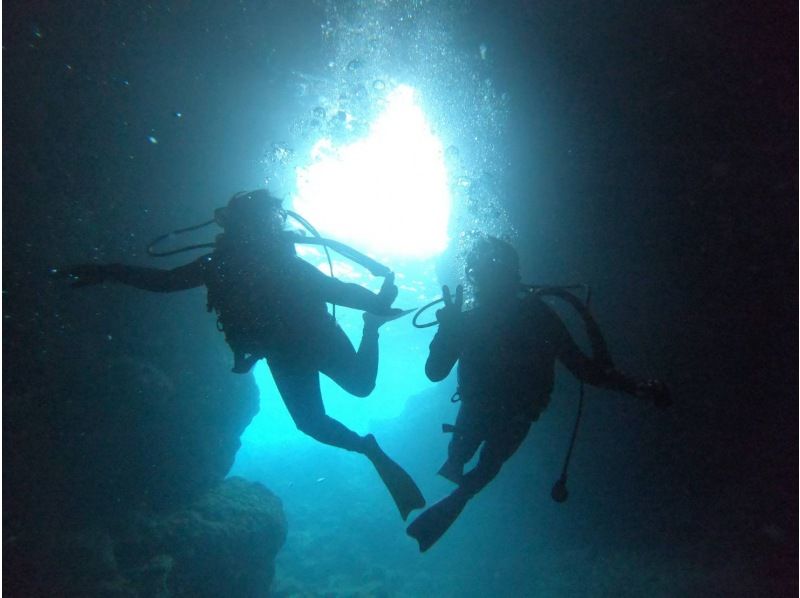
[
  {"left": 4, "top": 256, "right": 286, "bottom": 596},
  {"left": 6, "top": 478, "right": 287, "bottom": 598}
]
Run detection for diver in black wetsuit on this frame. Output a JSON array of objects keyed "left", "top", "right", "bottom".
[
  {"left": 406, "top": 236, "right": 669, "bottom": 551},
  {"left": 65, "top": 190, "right": 425, "bottom": 520}
]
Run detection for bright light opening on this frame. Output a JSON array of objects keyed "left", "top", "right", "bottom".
[
  {"left": 293, "top": 85, "right": 450, "bottom": 259},
  {"left": 235, "top": 85, "right": 452, "bottom": 453}
]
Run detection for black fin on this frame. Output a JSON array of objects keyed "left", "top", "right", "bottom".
[
  {"left": 364, "top": 435, "right": 425, "bottom": 520},
  {"left": 406, "top": 491, "right": 469, "bottom": 552}
]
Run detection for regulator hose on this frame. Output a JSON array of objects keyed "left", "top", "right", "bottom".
[
  {"left": 412, "top": 297, "right": 445, "bottom": 328},
  {"left": 146, "top": 219, "right": 217, "bottom": 257},
  {"left": 529, "top": 285, "right": 609, "bottom": 504},
  {"left": 145, "top": 211, "right": 392, "bottom": 279}
]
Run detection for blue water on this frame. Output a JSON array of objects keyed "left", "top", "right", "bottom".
[{"left": 6, "top": 0, "right": 795, "bottom": 596}]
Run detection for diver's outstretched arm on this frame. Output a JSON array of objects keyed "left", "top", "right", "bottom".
[
  {"left": 558, "top": 335, "right": 637, "bottom": 391},
  {"left": 556, "top": 322, "right": 670, "bottom": 408},
  {"left": 64, "top": 257, "right": 207, "bottom": 292},
  {"left": 298, "top": 259, "right": 400, "bottom": 315}
]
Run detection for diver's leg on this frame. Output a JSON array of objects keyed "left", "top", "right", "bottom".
[
  {"left": 458, "top": 418, "right": 532, "bottom": 498},
  {"left": 318, "top": 321, "right": 379, "bottom": 398},
  {"left": 361, "top": 433, "right": 426, "bottom": 520},
  {"left": 269, "top": 352, "right": 425, "bottom": 519},
  {"left": 268, "top": 355, "right": 365, "bottom": 452},
  {"left": 407, "top": 418, "right": 531, "bottom": 552},
  {"left": 438, "top": 405, "right": 483, "bottom": 483}
]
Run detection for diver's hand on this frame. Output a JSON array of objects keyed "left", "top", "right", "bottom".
[
  {"left": 436, "top": 285, "right": 463, "bottom": 330},
  {"left": 60, "top": 263, "right": 119, "bottom": 288},
  {"left": 376, "top": 272, "right": 399, "bottom": 310},
  {"left": 635, "top": 379, "right": 671, "bottom": 409}
]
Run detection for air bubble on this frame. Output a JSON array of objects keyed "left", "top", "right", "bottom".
[{"left": 268, "top": 143, "right": 293, "bottom": 164}]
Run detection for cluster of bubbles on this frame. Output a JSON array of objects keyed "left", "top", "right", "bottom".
[{"left": 261, "top": 0, "right": 516, "bottom": 271}]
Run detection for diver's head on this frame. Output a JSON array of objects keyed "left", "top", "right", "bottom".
[
  {"left": 465, "top": 235, "right": 521, "bottom": 302},
  {"left": 215, "top": 190, "right": 286, "bottom": 241}
]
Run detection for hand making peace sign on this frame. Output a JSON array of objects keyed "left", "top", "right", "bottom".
[{"left": 435, "top": 284, "right": 464, "bottom": 329}]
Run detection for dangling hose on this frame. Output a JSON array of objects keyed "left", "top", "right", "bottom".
[
  {"left": 531, "top": 285, "right": 613, "bottom": 370},
  {"left": 412, "top": 297, "right": 445, "bottom": 328},
  {"left": 285, "top": 211, "right": 336, "bottom": 278},
  {"left": 531, "top": 285, "right": 607, "bottom": 504},
  {"left": 144, "top": 204, "right": 394, "bottom": 325},
  {"left": 284, "top": 211, "right": 395, "bottom": 320},
  {"left": 146, "top": 219, "right": 217, "bottom": 257},
  {"left": 292, "top": 236, "right": 392, "bottom": 278},
  {"left": 284, "top": 210, "right": 339, "bottom": 319},
  {"left": 550, "top": 379, "right": 584, "bottom": 503},
  {"left": 146, "top": 211, "right": 392, "bottom": 278}
]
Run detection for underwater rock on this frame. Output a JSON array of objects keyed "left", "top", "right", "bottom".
[
  {"left": 4, "top": 285, "right": 269, "bottom": 594},
  {"left": 5, "top": 477, "right": 287, "bottom": 598},
  {"left": 116, "top": 477, "right": 288, "bottom": 598},
  {"left": 6, "top": 296, "right": 261, "bottom": 526},
  {"left": 5, "top": 196, "right": 268, "bottom": 595}
]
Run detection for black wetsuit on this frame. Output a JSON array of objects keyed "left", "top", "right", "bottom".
[
  {"left": 426, "top": 291, "right": 636, "bottom": 497},
  {"left": 104, "top": 239, "right": 390, "bottom": 453}
]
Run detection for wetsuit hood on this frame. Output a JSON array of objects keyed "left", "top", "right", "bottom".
[
  {"left": 466, "top": 236, "right": 521, "bottom": 303},
  {"left": 214, "top": 190, "right": 286, "bottom": 237}
]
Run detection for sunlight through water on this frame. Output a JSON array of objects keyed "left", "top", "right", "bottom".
[
  {"left": 293, "top": 84, "right": 450, "bottom": 260},
  {"left": 241, "top": 84, "right": 452, "bottom": 447}
]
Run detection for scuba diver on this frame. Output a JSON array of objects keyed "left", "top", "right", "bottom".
[
  {"left": 64, "top": 190, "right": 425, "bottom": 520},
  {"left": 406, "top": 235, "right": 670, "bottom": 551}
]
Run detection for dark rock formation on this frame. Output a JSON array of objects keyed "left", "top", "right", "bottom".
[
  {"left": 3, "top": 271, "right": 289, "bottom": 595},
  {"left": 7, "top": 477, "right": 287, "bottom": 597},
  {"left": 5, "top": 284, "right": 262, "bottom": 520},
  {"left": 3, "top": 145, "right": 283, "bottom": 593}
]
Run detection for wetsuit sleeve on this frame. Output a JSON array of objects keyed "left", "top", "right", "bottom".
[
  {"left": 550, "top": 309, "right": 639, "bottom": 395},
  {"left": 295, "top": 258, "right": 392, "bottom": 314},
  {"left": 105, "top": 257, "right": 207, "bottom": 292},
  {"left": 425, "top": 323, "right": 462, "bottom": 382}
]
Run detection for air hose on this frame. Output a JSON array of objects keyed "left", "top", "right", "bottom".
[
  {"left": 145, "top": 209, "right": 394, "bottom": 321},
  {"left": 412, "top": 297, "right": 445, "bottom": 328},
  {"left": 145, "top": 211, "right": 391, "bottom": 277},
  {"left": 146, "top": 219, "right": 217, "bottom": 257},
  {"left": 532, "top": 286, "right": 604, "bottom": 503}
]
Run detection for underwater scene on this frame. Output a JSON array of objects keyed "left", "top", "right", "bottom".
[{"left": 4, "top": 2, "right": 796, "bottom": 597}]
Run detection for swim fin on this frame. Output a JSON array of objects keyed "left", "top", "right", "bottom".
[
  {"left": 406, "top": 490, "right": 469, "bottom": 552},
  {"left": 363, "top": 308, "right": 415, "bottom": 329},
  {"left": 363, "top": 434, "right": 426, "bottom": 521}
]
